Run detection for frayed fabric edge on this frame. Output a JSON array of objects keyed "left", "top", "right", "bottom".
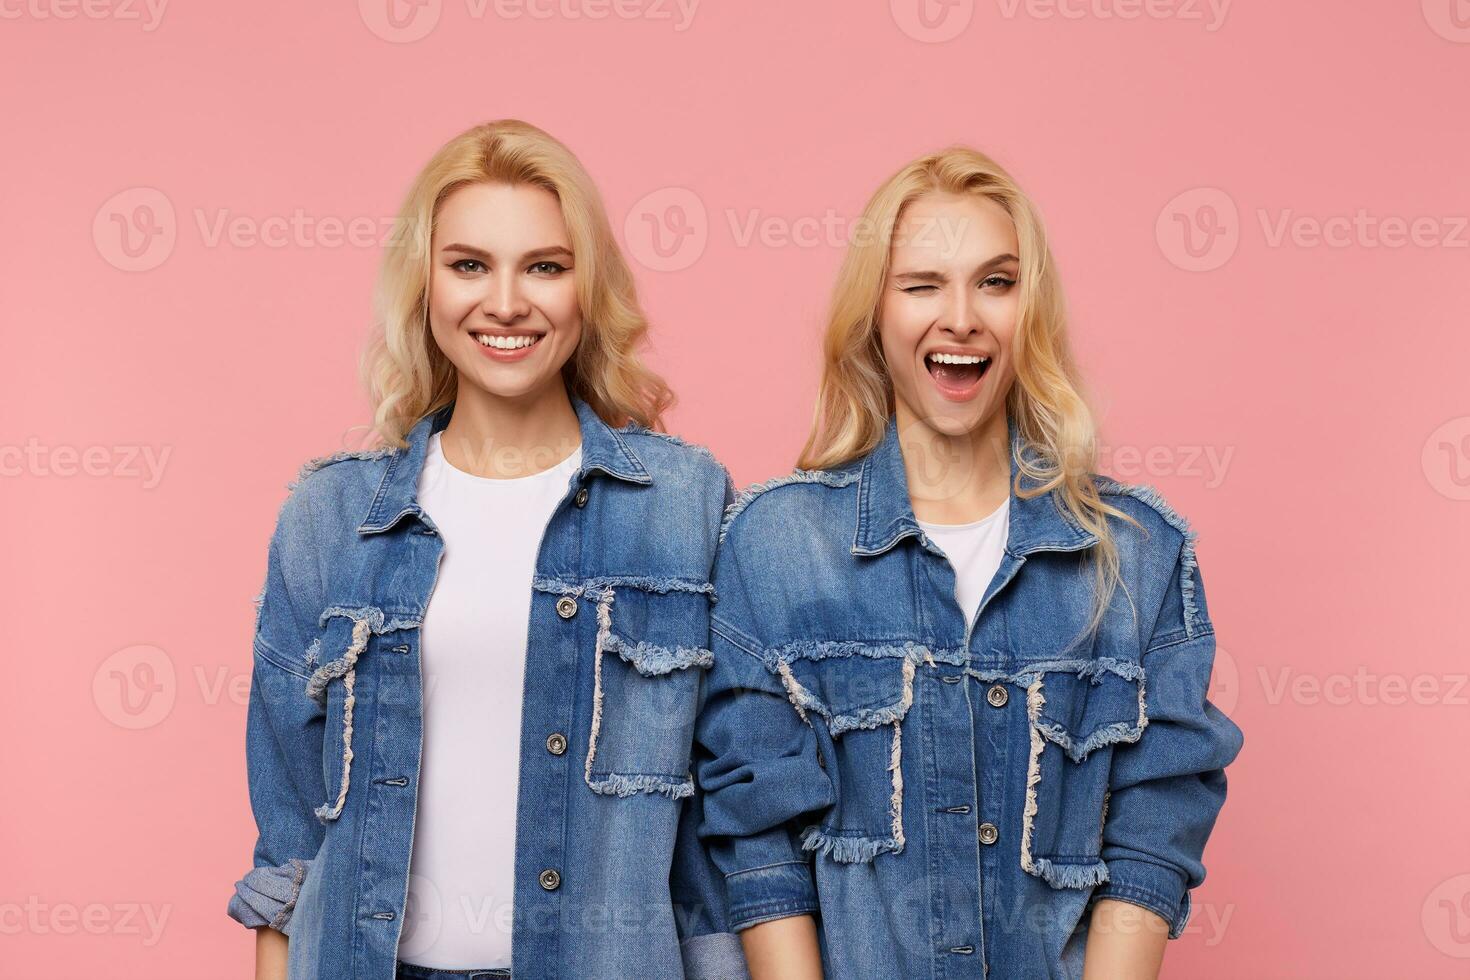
[
  {"left": 312, "top": 616, "right": 370, "bottom": 823},
  {"left": 770, "top": 648, "right": 921, "bottom": 735},
  {"left": 602, "top": 632, "right": 714, "bottom": 676},
  {"left": 532, "top": 575, "right": 714, "bottom": 598},
  {"left": 1020, "top": 670, "right": 1147, "bottom": 886},
  {"left": 286, "top": 446, "right": 398, "bottom": 493},
  {"left": 1030, "top": 856, "right": 1110, "bottom": 889},
  {"left": 586, "top": 772, "right": 695, "bottom": 799},
  {"left": 783, "top": 657, "right": 914, "bottom": 863},
  {"left": 799, "top": 825, "right": 903, "bottom": 864},
  {"left": 1095, "top": 478, "right": 1203, "bottom": 638},
  {"left": 1019, "top": 676, "right": 1047, "bottom": 877},
  {"left": 583, "top": 587, "right": 700, "bottom": 798}
]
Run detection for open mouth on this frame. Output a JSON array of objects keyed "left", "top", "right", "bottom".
[
  {"left": 924, "top": 351, "right": 992, "bottom": 397},
  {"left": 471, "top": 332, "right": 544, "bottom": 351}
]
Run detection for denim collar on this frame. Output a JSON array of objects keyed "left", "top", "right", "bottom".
[
  {"left": 357, "top": 391, "right": 649, "bottom": 535},
  {"left": 851, "top": 412, "right": 1098, "bottom": 558}
]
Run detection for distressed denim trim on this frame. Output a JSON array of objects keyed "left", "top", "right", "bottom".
[
  {"left": 1095, "top": 478, "right": 1204, "bottom": 638},
  {"left": 302, "top": 605, "right": 426, "bottom": 823},
  {"left": 772, "top": 650, "right": 920, "bottom": 862},
  {"left": 578, "top": 581, "right": 710, "bottom": 800},
  {"left": 531, "top": 574, "right": 715, "bottom": 597},
  {"left": 1019, "top": 669, "right": 1150, "bottom": 887}
]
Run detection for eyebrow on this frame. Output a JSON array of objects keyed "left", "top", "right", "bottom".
[
  {"left": 439, "top": 243, "right": 574, "bottom": 262},
  {"left": 892, "top": 252, "right": 1020, "bottom": 282}
]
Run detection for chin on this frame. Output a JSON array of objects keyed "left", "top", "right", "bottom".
[{"left": 916, "top": 403, "right": 984, "bottom": 437}]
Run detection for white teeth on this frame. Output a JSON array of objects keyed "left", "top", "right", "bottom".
[
  {"left": 475, "top": 334, "right": 541, "bottom": 350},
  {"left": 927, "top": 352, "right": 988, "bottom": 365}
]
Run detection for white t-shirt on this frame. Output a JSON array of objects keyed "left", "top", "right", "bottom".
[
  {"left": 398, "top": 429, "right": 582, "bottom": 970},
  {"left": 918, "top": 498, "right": 1010, "bottom": 630}
]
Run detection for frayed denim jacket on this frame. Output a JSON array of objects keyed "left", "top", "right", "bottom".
[
  {"left": 695, "top": 414, "right": 1244, "bottom": 980},
  {"left": 227, "top": 392, "right": 750, "bottom": 980}
]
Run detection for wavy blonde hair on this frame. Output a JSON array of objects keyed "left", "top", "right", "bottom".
[
  {"left": 797, "top": 145, "right": 1136, "bottom": 630},
  {"left": 358, "top": 119, "right": 673, "bottom": 448}
]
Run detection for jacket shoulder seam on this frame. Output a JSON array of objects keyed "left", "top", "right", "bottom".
[
  {"left": 1094, "top": 477, "right": 1205, "bottom": 639},
  {"left": 286, "top": 446, "right": 400, "bottom": 494},
  {"left": 719, "top": 468, "right": 858, "bottom": 543}
]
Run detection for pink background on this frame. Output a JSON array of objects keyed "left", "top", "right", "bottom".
[{"left": 3, "top": 1, "right": 1468, "bottom": 977}]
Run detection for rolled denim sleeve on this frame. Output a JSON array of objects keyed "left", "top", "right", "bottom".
[
  {"left": 226, "top": 490, "right": 326, "bottom": 935},
  {"left": 1091, "top": 554, "right": 1244, "bottom": 939},
  {"left": 693, "top": 511, "right": 835, "bottom": 932}
]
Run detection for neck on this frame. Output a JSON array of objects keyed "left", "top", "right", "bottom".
[
  {"left": 895, "top": 400, "right": 1011, "bottom": 524},
  {"left": 440, "top": 377, "right": 582, "bottom": 478}
]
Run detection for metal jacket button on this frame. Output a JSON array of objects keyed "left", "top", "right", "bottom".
[
  {"left": 986, "top": 684, "right": 1008, "bottom": 707},
  {"left": 539, "top": 868, "right": 561, "bottom": 891},
  {"left": 546, "top": 733, "right": 567, "bottom": 755},
  {"left": 555, "top": 596, "right": 578, "bottom": 619},
  {"left": 574, "top": 487, "right": 589, "bottom": 508},
  {"left": 978, "top": 822, "right": 999, "bottom": 845}
]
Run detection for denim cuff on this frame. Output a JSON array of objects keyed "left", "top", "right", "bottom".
[
  {"left": 723, "top": 861, "right": 819, "bottom": 932},
  {"left": 226, "top": 858, "right": 310, "bottom": 935},
  {"left": 680, "top": 931, "right": 752, "bottom": 980},
  {"left": 1091, "top": 857, "right": 1190, "bottom": 939}
]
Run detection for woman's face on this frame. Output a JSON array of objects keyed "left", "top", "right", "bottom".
[
  {"left": 877, "top": 191, "right": 1020, "bottom": 438},
  {"left": 428, "top": 181, "right": 582, "bottom": 401}
]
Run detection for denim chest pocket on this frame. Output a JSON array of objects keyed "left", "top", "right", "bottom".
[
  {"left": 769, "top": 641, "right": 927, "bottom": 863},
  {"left": 1017, "top": 657, "right": 1148, "bottom": 889},
  {"left": 580, "top": 581, "right": 714, "bottom": 800},
  {"left": 305, "top": 604, "right": 422, "bottom": 824}
]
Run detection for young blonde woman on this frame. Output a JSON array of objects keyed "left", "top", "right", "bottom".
[
  {"left": 696, "top": 148, "right": 1244, "bottom": 979},
  {"left": 226, "top": 120, "right": 746, "bottom": 980}
]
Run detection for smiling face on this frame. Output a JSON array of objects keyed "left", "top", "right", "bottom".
[
  {"left": 878, "top": 190, "right": 1020, "bottom": 439},
  {"left": 427, "top": 181, "right": 582, "bottom": 401}
]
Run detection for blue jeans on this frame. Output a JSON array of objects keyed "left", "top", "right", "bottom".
[{"left": 395, "top": 961, "right": 511, "bottom": 979}]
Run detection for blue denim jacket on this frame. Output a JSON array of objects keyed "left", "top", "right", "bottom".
[
  {"left": 227, "top": 392, "right": 750, "bottom": 980},
  {"left": 696, "top": 414, "right": 1244, "bottom": 979}
]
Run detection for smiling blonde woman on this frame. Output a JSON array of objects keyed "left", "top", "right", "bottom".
[{"left": 227, "top": 119, "right": 746, "bottom": 980}]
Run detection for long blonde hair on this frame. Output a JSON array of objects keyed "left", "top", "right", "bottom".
[
  {"left": 359, "top": 119, "right": 673, "bottom": 447},
  {"left": 798, "top": 145, "right": 1136, "bottom": 628}
]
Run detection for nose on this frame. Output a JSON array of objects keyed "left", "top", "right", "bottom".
[
  {"left": 941, "top": 284, "right": 980, "bottom": 337},
  {"left": 482, "top": 273, "right": 531, "bottom": 323}
]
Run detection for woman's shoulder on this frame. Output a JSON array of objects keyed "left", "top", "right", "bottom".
[
  {"left": 266, "top": 444, "right": 402, "bottom": 542},
  {"left": 614, "top": 422, "right": 728, "bottom": 484},
  {"left": 1091, "top": 475, "right": 1198, "bottom": 553},
  {"left": 719, "top": 464, "right": 863, "bottom": 546}
]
